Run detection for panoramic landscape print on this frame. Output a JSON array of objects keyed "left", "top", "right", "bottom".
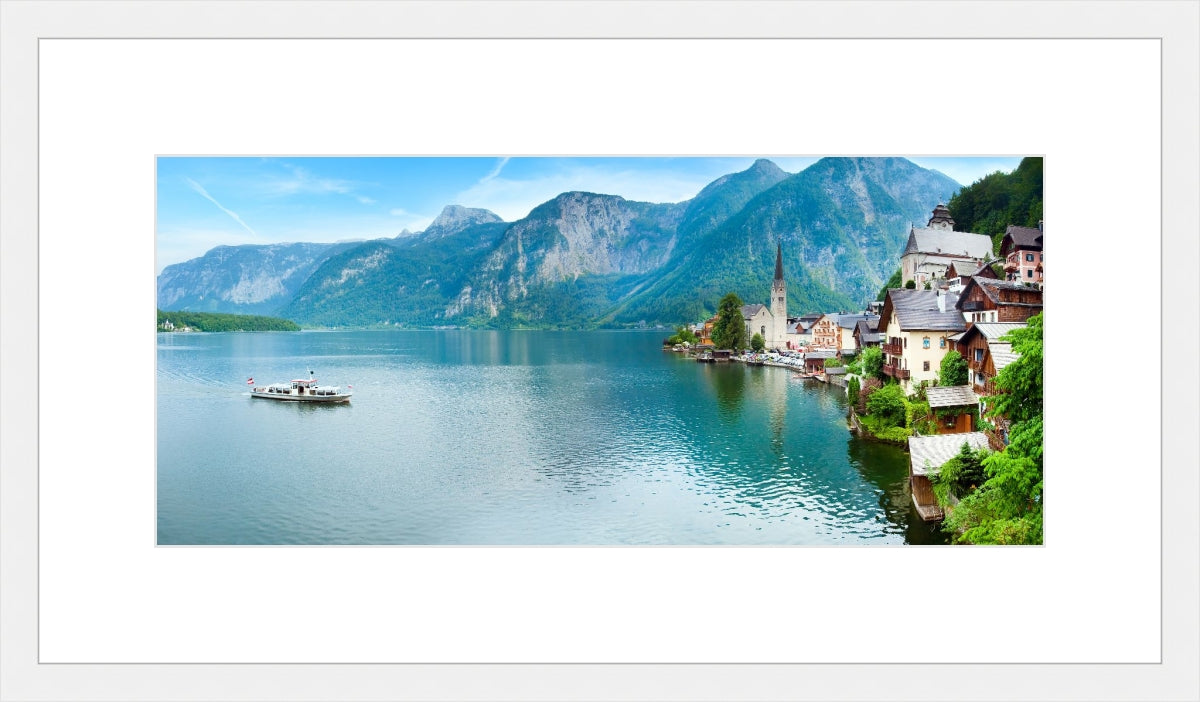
[{"left": 156, "top": 156, "right": 1044, "bottom": 545}]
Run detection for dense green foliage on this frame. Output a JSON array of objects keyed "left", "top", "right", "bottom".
[
  {"left": 156, "top": 309, "right": 298, "bottom": 332},
  {"left": 865, "top": 383, "right": 908, "bottom": 427},
  {"left": 823, "top": 356, "right": 844, "bottom": 368},
  {"left": 664, "top": 326, "right": 699, "bottom": 346},
  {"left": 931, "top": 443, "right": 991, "bottom": 506},
  {"left": 859, "top": 346, "right": 885, "bottom": 381},
  {"left": 710, "top": 293, "right": 747, "bottom": 351},
  {"left": 750, "top": 333, "right": 766, "bottom": 352},
  {"left": 904, "top": 280, "right": 916, "bottom": 289},
  {"left": 948, "top": 157, "right": 1043, "bottom": 250},
  {"left": 876, "top": 268, "right": 902, "bottom": 302},
  {"left": 847, "top": 376, "right": 861, "bottom": 408},
  {"left": 939, "top": 350, "right": 968, "bottom": 386},
  {"left": 282, "top": 222, "right": 510, "bottom": 327},
  {"left": 942, "top": 313, "right": 1044, "bottom": 544}
]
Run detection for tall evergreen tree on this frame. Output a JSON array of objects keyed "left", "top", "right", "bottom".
[{"left": 710, "top": 292, "right": 746, "bottom": 351}]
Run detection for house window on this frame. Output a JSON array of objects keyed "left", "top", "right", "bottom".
[
  {"left": 974, "top": 348, "right": 984, "bottom": 362},
  {"left": 922, "top": 337, "right": 930, "bottom": 349},
  {"left": 1025, "top": 253, "right": 1035, "bottom": 262},
  {"left": 1026, "top": 269, "right": 1033, "bottom": 278},
  {"left": 939, "top": 337, "right": 946, "bottom": 349},
  {"left": 923, "top": 361, "right": 930, "bottom": 371}
]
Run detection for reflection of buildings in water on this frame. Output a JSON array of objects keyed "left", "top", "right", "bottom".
[
  {"left": 761, "top": 367, "right": 789, "bottom": 457},
  {"left": 709, "top": 364, "right": 746, "bottom": 420}
]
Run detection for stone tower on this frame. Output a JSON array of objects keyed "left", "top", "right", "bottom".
[{"left": 770, "top": 242, "right": 788, "bottom": 348}]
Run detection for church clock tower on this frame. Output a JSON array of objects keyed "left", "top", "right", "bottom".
[{"left": 770, "top": 242, "right": 788, "bottom": 349}]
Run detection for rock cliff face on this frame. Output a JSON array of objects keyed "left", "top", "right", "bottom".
[
  {"left": 446, "top": 193, "right": 682, "bottom": 320},
  {"left": 158, "top": 158, "right": 964, "bottom": 328}
]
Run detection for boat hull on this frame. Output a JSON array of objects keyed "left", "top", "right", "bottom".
[{"left": 250, "top": 391, "right": 351, "bottom": 403}]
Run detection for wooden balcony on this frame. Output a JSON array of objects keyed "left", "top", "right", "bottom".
[
  {"left": 960, "top": 300, "right": 986, "bottom": 312},
  {"left": 882, "top": 342, "right": 904, "bottom": 356},
  {"left": 883, "top": 363, "right": 910, "bottom": 380}
]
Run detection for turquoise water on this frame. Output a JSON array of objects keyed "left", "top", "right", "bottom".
[{"left": 156, "top": 330, "right": 947, "bottom": 545}]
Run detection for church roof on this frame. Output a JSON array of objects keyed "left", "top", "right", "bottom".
[
  {"left": 903, "top": 228, "right": 994, "bottom": 259},
  {"left": 741, "top": 304, "right": 767, "bottom": 319}
]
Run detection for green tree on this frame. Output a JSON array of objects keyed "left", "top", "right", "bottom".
[
  {"left": 904, "top": 280, "right": 916, "bottom": 289},
  {"left": 865, "top": 383, "right": 907, "bottom": 427},
  {"left": 847, "top": 376, "right": 861, "bottom": 408},
  {"left": 710, "top": 292, "right": 746, "bottom": 351},
  {"left": 939, "top": 350, "right": 968, "bottom": 386},
  {"left": 876, "top": 268, "right": 902, "bottom": 302},
  {"left": 943, "top": 312, "right": 1043, "bottom": 544},
  {"left": 750, "top": 333, "right": 765, "bottom": 352},
  {"left": 859, "top": 345, "right": 885, "bottom": 381}
]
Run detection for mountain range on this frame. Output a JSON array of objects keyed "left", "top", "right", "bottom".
[{"left": 156, "top": 157, "right": 963, "bottom": 328}]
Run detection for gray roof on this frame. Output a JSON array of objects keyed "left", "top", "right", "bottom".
[
  {"left": 804, "top": 350, "right": 836, "bottom": 360},
  {"left": 971, "top": 322, "right": 1026, "bottom": 341},
  {"left": 1002, "top": 225, "right": 1043, "bottom": 252},
  {"left": 838, "top": 313, "right": 879, "bottom": 330},
  {"left": 963, "top": 277, "right": 1044, "bottom": 306},
  {"left": 887, "top": 289, "right": 968, "bottom": 332},
  {"left": 903, "top": 228, "right": 994, "bottom": 259},
  {"left": 741, "top": 304, "right": 767, "bottom": 319},
  {"left": 927, "top": 385, "right": 979, "bottom": 408},
  {"left": 990, "top": 345, "right": 1020, "bottom": 371},
  {"left": 908, "top": 432, "right": 990, "bottom": 476},
  {"left": 825, "top": 366, "right": 847, "bottom": 375}
]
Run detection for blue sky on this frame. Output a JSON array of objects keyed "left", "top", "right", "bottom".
[{"left": 156, "top": 156, "right": 1025, "bottom": 273}]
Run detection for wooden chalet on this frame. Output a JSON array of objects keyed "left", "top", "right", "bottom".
[
  {"left": 953, "top": 322, "right": 1024, "bottom": 396},
  {"left": 907, "top": 432, "right": 990, "bottom": 522},
  {"left": 803, "top": 349, "right": 836, "bottom": 374},
  {"left": 853, "top": 318, "right": 883, "bottom": 350},
  {"left": 955, "top": 276, "right": 1043, "bottom": 325},
  {"left": 999, "top": 222, "right": 1044, "bottom": 285},
  {"left": 925, "top": 385, "right": 980, "bottom": 434}
]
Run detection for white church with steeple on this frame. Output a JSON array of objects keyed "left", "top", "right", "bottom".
[{"left": 741, "top": 242, "right": 789, "bottom": 350}]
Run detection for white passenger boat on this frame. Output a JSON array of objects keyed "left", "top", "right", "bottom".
[{"left": 249, "top": 371, "right": 352, "bottom": 403}]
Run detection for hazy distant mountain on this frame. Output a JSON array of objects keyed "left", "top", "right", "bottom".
[
  {"left": 155, "top": 242, "right": 353, "bottom": 315},
  {"left": 157, "top": 158, "right": 962, "bottom": 328}
]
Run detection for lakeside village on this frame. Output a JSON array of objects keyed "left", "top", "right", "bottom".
[{"left": 664, "top": 205, "right": 1045, "bottom": 543}]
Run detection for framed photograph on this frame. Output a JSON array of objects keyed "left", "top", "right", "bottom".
[{"left": 3, "top": 2, "right": 1195, "bottom": 700}]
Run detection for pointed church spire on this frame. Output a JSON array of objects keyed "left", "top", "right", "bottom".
[{"left": 774, "top": 241, "right": 784, "bottom": 281}]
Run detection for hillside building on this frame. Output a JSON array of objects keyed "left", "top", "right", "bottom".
[
  {"left": 879, "top": 288, "right": 968, "bottom": 395},
  {"left": 900, "top": 205, "right": 994, "bottom": 289},
  {"left": 999, "top": 222, "right": 1044, "bottom": 285}
]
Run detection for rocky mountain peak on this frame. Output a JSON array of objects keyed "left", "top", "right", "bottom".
[{"left": 423, "top": 205, "right": 504, "bottom": 239}]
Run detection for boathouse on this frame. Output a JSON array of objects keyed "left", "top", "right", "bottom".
[
  {"left": 925, "top": 385, "right": 980, "bottom": 434},
  {"left": 907, "top": 432, "right": 990, "bottom": 522}
]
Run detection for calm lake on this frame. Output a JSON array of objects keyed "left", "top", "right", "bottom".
[{"left": 157, "top": 329, "right": 947, "bottom": 545}]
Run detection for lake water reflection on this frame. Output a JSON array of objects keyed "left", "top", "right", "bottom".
[{"left": 156, "top": 329, "right": 948, "bottom": 545}]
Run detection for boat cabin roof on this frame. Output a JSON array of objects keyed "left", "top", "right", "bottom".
[{"left": 291, "top": 379, "right": 319, "bottom": 386}]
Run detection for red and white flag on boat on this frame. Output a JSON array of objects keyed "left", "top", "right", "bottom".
[{"left": 247, "top": 377, "right": 254, "bottom": 385}]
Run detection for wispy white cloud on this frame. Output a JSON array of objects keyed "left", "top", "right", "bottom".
[
  {"left": 357, "top": 195, "right": 377, "bottom": 205},
  {"left": 480, "top": 157, "right": 510, "bottom": 184},
  {"left": 185, "top": 178, "right": 257, "bottom": 236}
]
